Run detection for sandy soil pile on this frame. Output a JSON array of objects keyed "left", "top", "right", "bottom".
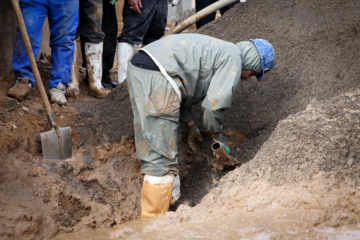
[
  {"left": 55, "top": 89, "right": 360, "bottom": 240},
  {"left": 1, "top": 0, "right": 359, "bottom": 239}
]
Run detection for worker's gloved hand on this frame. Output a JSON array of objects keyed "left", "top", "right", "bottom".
[
  {"left": 109, "top": 0, "right": 118, "bottom": 5},
  {"left": 212, "top": 133, "right": 230, "bottom": 154},
  {"left": 186, "top": 123, "right": 203, "bottom": 154}
]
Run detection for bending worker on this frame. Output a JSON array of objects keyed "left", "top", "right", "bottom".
[{"left": 126, "top": 33, "right": 276, "bottom": 218}]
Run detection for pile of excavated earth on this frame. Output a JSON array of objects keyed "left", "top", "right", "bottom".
[{"left": 0, "top": 0, "right": 359, "bottom": 239}]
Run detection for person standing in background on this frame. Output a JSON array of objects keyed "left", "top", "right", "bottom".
[
  {"left": 77, "top": 0, "right": 112, "bottom": 98},
  {"left": 8, "top": 0, "right": 79, "bottom": 105},
  {"left": 116, "top": 0, "right": 179, "bottom": 84},
  {"left": 80, "top": 0, "right": 119, "bottom": 90}
]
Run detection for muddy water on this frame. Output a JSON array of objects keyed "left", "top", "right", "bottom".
[
  {"left": 52, "top": 209, "right": 360, "bottom": 239},
  {"left": 52, "top": 219, "right": 149, "bottom": 240}
]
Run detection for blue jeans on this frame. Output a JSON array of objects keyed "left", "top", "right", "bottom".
[
  {"left": 118, "top": 0, "right": 168, "bottom": 46},
  {"left": 12, "top": 0, "right": 79, "bottom": 88}
]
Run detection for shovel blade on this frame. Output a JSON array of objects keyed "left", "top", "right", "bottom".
[{"left": 40, "top": 127, "right": 72, "bottom": 160}]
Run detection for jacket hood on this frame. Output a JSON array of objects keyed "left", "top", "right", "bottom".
[{"left": 236, "top": 41, "right": 261, "bottom": 74}]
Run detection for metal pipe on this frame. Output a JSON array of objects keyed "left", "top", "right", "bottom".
[{"left": 211, "top": 141, "right": 231, "bottom": 164}]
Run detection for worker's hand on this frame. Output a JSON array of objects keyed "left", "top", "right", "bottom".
[
  {"left": 168, "top": 0, "right": 181, "bottom": 7},
  {"left": 186, "top": 120, "right": 202, "bottom": 154},
  {"left": 128, "top": 0, "right": 142, "bottom": 14},
  {"left": 212, "top": 133, "right": 230, "bottom": 154}
]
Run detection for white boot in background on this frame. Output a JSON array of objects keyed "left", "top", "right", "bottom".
[
  {"left": 171, "top": 158, "right": 181, "bottom": 205},
  {"left": 85, "top": 42, "right": 110, "bottom": 98},
  {"left": 141, "top": 174, "right": 174, "bottom": 218},
  {"left": 117, "top": 42, "right": 134, "bottom": 83},
  {"left": 49, "top": 82, "right": 67, "bottom": 105},
  {"left": 67, "top": 40, "right": 80, "bottom": 99},
  {"left": 171, "top": 174, "right": 181, "bottom": 205}
]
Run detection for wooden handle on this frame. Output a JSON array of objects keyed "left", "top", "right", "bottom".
[{"left": 164, "top": 0, "right": 240, "bottom": 36}]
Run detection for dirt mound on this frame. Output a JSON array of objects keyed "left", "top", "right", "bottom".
[
  {"left": 1, "top": 0, "right": 360, "bottom": 239},
  {"left": 201, "top": 88, "right": 360, "bottom": 208},
  {"left": 106, "top": 88, "right": 359, "bottom": 239},
  {"left": 244, "top": 89, "right": 360, "bottom": 187},
  {"left": 198, "top": 0, "right": 360, "bottom": 138}
]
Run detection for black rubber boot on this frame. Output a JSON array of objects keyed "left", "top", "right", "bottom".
[
  {"left": 102, "top": 76, "right": 118, "bottom": 89},
  {"left": 102, "top": 82, "right": 112, "bottom": 89}
]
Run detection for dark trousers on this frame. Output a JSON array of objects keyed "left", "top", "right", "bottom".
[
  {"left": 78, "top": 0, "right": 104, "bottom": 43},
  {"left": 79, "top": 0, "right": 118, "bottom": 81},
  {"left": 101, "top": 1, "right": 118, "bottom": 80},
  {"left": 195, "top": 0, "right": 238, "bottom": 29},
  {"left": 118, "top": 0, "right": 168, "bottom": 46}
]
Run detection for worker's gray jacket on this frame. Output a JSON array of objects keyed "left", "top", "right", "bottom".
[{"left": 143, "top": 33, "right": 243, "bottom": 133}]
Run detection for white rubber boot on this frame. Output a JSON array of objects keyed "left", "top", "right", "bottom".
[
  {"left": 85, "top": 42, "right": 110, "bottom": 98},
  {"left": 67, "top": 40, "right": 80, "bottom": 99},
  {"left": 49, "top": 82, "right": 67, "bottom": 105},
  {"left": 141, "top": 174, "right": 174, "bottom": 218},
  {"left": 171, "top": 175, "right": 181, "bottom": 205},
  {"left": 117, "top": 42, "right": 134, "bottom": 83}
]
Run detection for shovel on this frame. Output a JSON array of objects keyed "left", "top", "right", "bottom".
[{"left": 11, "top": 0, "right": 72, "bottom": 160}]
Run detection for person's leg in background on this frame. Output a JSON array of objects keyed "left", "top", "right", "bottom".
[
  {"left": 80, "top": 36, "right": 88, "bottom": 84},
  {"left": 67, "top": 38, "right": 80, "bottom": 99},
  {"left": 101, "top": 0, "right": 118, "bottom": 89},
  {"left": 116, "top": 0, "right": 137, "bottom": 84},
  {"left": 219, "top": 1, "right": 238, "bottom": 17},
  {"left": 47, "top": 0, "right": 79, "bottom": 105},
  {"left": 195, "top": 0, "right": 239, "bottom": 29},
  {"left": 79, "top": 0, "right": 110, "bottom": 98},
  {"left": 80, "top": 0, "right": 118, "bottom": 89},
  {"left": 117, "top": 0, "right": 164, "bottom": 84},
  {"left": 195, "top": 0, "right": 216, "bottom": 29},
  {"left": 8, "top": 0, "right": 48, "bottom": 100},
  {"left": 142, "top": 0, "right": 168, "bottom": 45}
]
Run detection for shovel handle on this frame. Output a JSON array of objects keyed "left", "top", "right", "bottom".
[
  {"left": 11, "top": 0, "right": 57, "bottom": 128},
  {"left": 164, "top": 0, "right": 240, "bottom": 36}
]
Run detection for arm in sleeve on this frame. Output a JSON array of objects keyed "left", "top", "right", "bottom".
[{"left": 201, "top": 51, "right": 242, "bottom": 133}]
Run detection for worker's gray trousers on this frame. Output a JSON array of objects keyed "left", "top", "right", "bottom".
[{"left": 127, "top": 63, "right": 181, "bottom": 176}]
